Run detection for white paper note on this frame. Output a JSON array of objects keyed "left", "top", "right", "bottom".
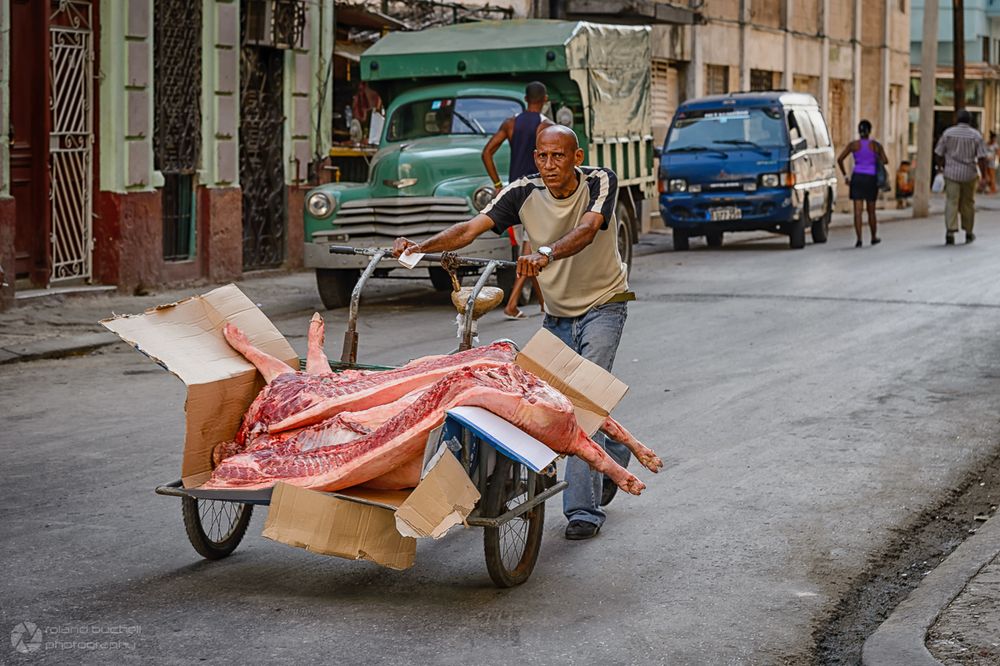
[{"left": 398, "top": 249, "right": 425, "bottom": 269}]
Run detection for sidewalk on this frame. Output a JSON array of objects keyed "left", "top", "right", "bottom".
[{"left": 863, "top": 514, "right": 1000, "bottom": 665}]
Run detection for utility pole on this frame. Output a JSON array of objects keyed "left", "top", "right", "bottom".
[
  {"left": 954, "top": 0, "right": 965, "bottom": 113},
  {"left": 914, "top": 0, "right": 939, "bottom": 218}
]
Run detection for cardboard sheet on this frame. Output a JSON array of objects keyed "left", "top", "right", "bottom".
[{"left": 516, "top": 328, "right": 628, "bottom": 435}]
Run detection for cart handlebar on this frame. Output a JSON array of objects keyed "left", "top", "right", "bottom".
[{"left": 328, "top": 245, "right": 516, "bottom": 269}]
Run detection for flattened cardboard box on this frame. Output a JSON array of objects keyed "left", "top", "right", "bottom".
[{"left": 102, "top": 285, "right": 629, "bottom": 571}]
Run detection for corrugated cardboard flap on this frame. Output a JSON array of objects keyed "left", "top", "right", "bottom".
[
  {"left": 516, "top": 328, "right": 628, "bottom": 435},
  {"left": 263, "top": 482, "right": 417, "bottom": 570},
  {"left": 394, "top": 448, "right": 480, "bottom": 539},
  {"left": 100, "top": 284, "right": 298, "bottom": 485}
]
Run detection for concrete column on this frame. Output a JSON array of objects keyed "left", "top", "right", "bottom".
[
  {"left": 202, "top": 0, "right": 239, "bottom": 188},
  {"left": 852, "top": 0, "right": 862, "bottom": 131},
  {"left": 914, "top": 0, "right": 939, "bottom": 218},
  {"left": 882, "top": 0, "right": 891, "bottom": 159},
  {"left": 739, "top": 0, "right": 750, "bottom": 90},
  {"left": 688, "top": 23, "right": 704, "bottom": 98},
  {"left": 821, "top": 0, "right": 830, "bottom": 108},
  {"left": 783, "top": 0, "right": 793, "bottom": 90}
]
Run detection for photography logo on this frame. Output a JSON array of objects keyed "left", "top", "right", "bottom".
[{"left": 11, "top": 621, "right": 43, "bottom": 654}]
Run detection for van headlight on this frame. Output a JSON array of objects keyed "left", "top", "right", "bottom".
[
  {"left": 668, "top": 178, "right": 687, "bottom": 193},
  {"left": 473, "top": 185, "right": 496, "bottom": 211},
  {"left": 307, "top": 192, "right": 333, "bottom": 218},
  {"left": 760, "top": 174, "right": 781, "bottom": 188}
]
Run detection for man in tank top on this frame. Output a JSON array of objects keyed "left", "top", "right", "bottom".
[{"left": 482, "top": 82, "right": 553, "bottom": 319}]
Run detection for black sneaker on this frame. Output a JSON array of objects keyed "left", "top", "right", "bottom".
[
  {"left": 565, "top": 520, "right": 601, "bottom": 540},
  {"left": 600, "top": 476, "right": 619, "bottom": 507},
  {"left": 966, "top": 232, "right": 976, "bottom": 244},
  {"left": 946, "top": 233, "right": 955, "bottom": 245}
]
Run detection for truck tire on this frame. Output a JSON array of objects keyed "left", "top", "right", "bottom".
[
  {"left": 811, "top": 192, "right": 832, "bottom": 243},
  {"left": 673, "top": 229, "right": 690, "bottom": 251},
  {"left": 615, "top": 200, "right": 635, "bottom": 273},
  {"left": 428, "top": 267, "right": 454, "bottom": 292},
  {"left": 706, "top": 231, "right": 723, "bottom": 248},
  {"left": 788, "top": 218, "right": 806, "bottom": 249},
  {"left": 316, "top": 268, "right": 359, "bottom": 309},
  {"left": 496, "top": 266, "right": 517, "bottom": 300}
]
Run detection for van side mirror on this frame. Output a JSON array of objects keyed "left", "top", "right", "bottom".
[
  {"left": 792, "top": 137, "right": 807, "bottom": 153},
  {"left": 653, "top": 146, "right": 663, "bottom": 158}
]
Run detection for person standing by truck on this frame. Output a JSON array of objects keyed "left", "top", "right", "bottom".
[
  {"left": 394, "top": 125, "right": 635, "bottom": 541},
  {"left": 837, "top": 120, "right": 888, "bottom": 248},
  {"left": 482, "top": 82, "right": 553, "bottom": 319}
]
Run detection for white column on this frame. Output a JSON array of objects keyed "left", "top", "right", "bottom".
[
  {"left": 783, "top": 0, "right": 793, "bottom": 90},
  {"left": 881, "top": 0, "right": 891, "bottom": 156},
  {"left": 852, "top": 0, "right": 862, "bottom": 130},
  {"left": 914, "top": 0, "right": 939, "bottom": 218},
  {"left": 689, "top": 23, "right": 705, "bottom": 98},
  {"left": 821, "top": 0, "right": 830, "bottom": 108},
  {"left": 740, "top": 0, "right": 751, "bottom": 90}
]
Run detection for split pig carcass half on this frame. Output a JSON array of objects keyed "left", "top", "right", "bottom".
[{"left": 205, "top": 316, "right": 662, "bottom": 494}]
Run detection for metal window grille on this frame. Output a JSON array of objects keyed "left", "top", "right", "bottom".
[
  {"left": 154, "top": 0, "right": 202, "bottom": 261},
  {"left": 243, "top": 0, "right": 306, "bottom": 49},
  {"left": 706, "top": 65, "right": 729, "bottom": 96}
]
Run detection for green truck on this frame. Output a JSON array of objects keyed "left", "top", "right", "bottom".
[{"left": 304, "top": 19, "right": 656, "bottom": 308}]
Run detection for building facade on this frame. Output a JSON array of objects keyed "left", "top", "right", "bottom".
[
  {"left": 909, "top": 0, "right": 1000, "bottom": 157},
  {"left": 0, "top": 0, "right": 335, "bottom": 308}
]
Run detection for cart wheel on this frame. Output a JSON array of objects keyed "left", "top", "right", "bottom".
[
  {"left": 181, "top": 497, "right": 253, "bottom": 560},
  {"left": 483, "top": 456, "right": 546, "bottom": 588}
]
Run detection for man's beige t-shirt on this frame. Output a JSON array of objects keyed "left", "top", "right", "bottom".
[{"left": 482, "top": 167, "right": 628, "bottom": 318}]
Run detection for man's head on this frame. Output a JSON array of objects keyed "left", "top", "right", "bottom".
[
  {"left": 956, "top": 109, "right": 972, "bottom": 125},
  {"left": 525, "top": 81, "right": 548, "bottom": 109},
  {"left": 533, "top": 125, "right": 584, "bottom": 194}
]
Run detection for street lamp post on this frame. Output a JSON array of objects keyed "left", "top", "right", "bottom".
[{"left": 914, "top": 0, "right": 939, "bottom": 218}]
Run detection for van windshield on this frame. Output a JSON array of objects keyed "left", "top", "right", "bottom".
[
  {"left": 387, "top": 97, "right": 523, "bottom": 141},
  {"left": 667, "top": 108, "right": 787, "bottom": 152}
]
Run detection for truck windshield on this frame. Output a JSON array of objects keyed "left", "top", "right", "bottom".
[
  {"left": 386, "top": 97, "right": 523, "bottom": 141},
  {"left": 667, "top": 108, "right": 786, "bottom": 152}
]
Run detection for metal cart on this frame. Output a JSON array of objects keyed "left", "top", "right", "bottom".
[{"left": 155, "top": 248, "right": 567, "bottom": 587}]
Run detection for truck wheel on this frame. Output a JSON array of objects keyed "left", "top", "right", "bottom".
[
  {"left": 316, "top": 268, "right": 359, "bottom": 309},
  {"left": 706, "top": 231, "right": 723, "bottom": 248},
  {"left": 673, "top": 229, "right": 690, "bottom": 251},
  {"left": 496, "top": 266, "right": 517, "bottom": 300},
  {"left": 615, "top": 200, "right": 635, "bottom": 273},
  {"left": 811, "top": 193, "right": 832, "bottom": 243},
  {"left": 428, "top": 267, "right": 455, "bottom": 292},
  {"left": 788, "top": 218, "right": 806, "bottom": 249}
]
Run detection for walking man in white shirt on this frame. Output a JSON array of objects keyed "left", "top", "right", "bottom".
[{"left": 934, "top": 110, "right": 990, "bottom": 244}]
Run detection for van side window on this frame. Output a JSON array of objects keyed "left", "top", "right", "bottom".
[
  {"left": 807, "top": 109, "right": 832, "bottom": 147},
  {"left": 788, "top": 109, "right": 816, "bottom": 148}
]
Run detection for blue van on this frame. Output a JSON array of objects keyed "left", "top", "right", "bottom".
[{"left": 658, "top": 92, "right": 837, "bottom": 250}]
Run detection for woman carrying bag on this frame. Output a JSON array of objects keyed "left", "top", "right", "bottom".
[{"left": 837, "top": 120, "right": 889, "bottom": 247}]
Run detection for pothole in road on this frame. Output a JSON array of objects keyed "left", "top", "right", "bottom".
[{"left": 813, "top": 445, "right": 1000, "bottom": 665}]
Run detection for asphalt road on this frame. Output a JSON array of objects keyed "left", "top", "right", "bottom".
[{"left": 2, "top": 216, "right": 1000, "bottom": 665}]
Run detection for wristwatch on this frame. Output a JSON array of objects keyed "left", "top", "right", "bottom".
[{"left": 537, "top": 245, "right": 554, "bottom": 264}]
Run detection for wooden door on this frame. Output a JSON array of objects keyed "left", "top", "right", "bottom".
[{"left": 9, "top": 0, "right": 49, "bottom": 284}]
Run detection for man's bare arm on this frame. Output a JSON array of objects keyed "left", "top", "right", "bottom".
[
  {"left": 517, "top": 211, "right": 604, "bottom": 277},
  {"left": 481, "top": 118, "right": 513, "bottom": 187},
  {"left": 392, "top": 215, "right": 496, "bottom": 257}
]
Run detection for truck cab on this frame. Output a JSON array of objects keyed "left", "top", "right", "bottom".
[
  {"left": 304, "top": 20, "right": 656, "bottom": 308},
  {"left": 658, "top": 92, "right": 837, "bottom": 250}
]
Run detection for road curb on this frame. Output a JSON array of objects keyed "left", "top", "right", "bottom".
[
  {"left": 861, "top": 515, "right": 1000, "bottom": 665},
  {"left": 0, "top": 332, "right": 119, "bottom": 365}
]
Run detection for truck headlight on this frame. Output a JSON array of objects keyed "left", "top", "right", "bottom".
[
  {"left": 668, "top": 179, "right": 687, "bottom": 193},
  {"left": 473, "top": 185, "right": 497, "bottom": 211},
  {"left": 307, "top": 192, "right": 333, "bottom": 218},
  {"left": 760, "top": 174, "right": 781, "bottom": 188}
]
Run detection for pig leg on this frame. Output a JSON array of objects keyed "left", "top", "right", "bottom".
[
  {"left": 305, "top": 313, "right": 333, "bottom": 375},
  {"left": 600, "top": 417, "right": 663, "bottom": 474},
  {"left": 222, "top": 323, "right": 295, "bottom": 383}
]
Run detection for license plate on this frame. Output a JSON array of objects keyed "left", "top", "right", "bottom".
[{"left": 709, "top": 207, "right": 742, "bottom": 221}]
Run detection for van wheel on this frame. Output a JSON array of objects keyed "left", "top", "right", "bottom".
[
  {"left": 673, "top": 229, "right": 690, "bottom": 251},
  {"left": 788, "top": 218, "right": 806, "bottom": 249},
  {"left": 316, "top": 269, "right": 360, "bottom": 309},
  {"left": 810, "top": 194, "right": 831, "bottom": 243},
  {"left": 706, "top": 231, "right": 723, "bottom": 248},
  {"left": 615, "top": 200, "right": 635, "bottom": 274}
]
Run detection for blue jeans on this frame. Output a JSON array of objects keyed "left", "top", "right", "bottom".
[{"left": 542, "top": 302, "right": 630, "bottom": 526}]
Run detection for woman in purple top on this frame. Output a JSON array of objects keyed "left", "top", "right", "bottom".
[{"left": 837, "top": 120, "right": 889, "bottom": 247}]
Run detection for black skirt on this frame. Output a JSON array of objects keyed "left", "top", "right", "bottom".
[{"left": 850, "top": 173, "right": 878, "bottom": 201}]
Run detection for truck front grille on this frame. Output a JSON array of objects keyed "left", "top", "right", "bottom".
[{"left": 318, "top": 197, "right": 472, "bottom": 239}]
